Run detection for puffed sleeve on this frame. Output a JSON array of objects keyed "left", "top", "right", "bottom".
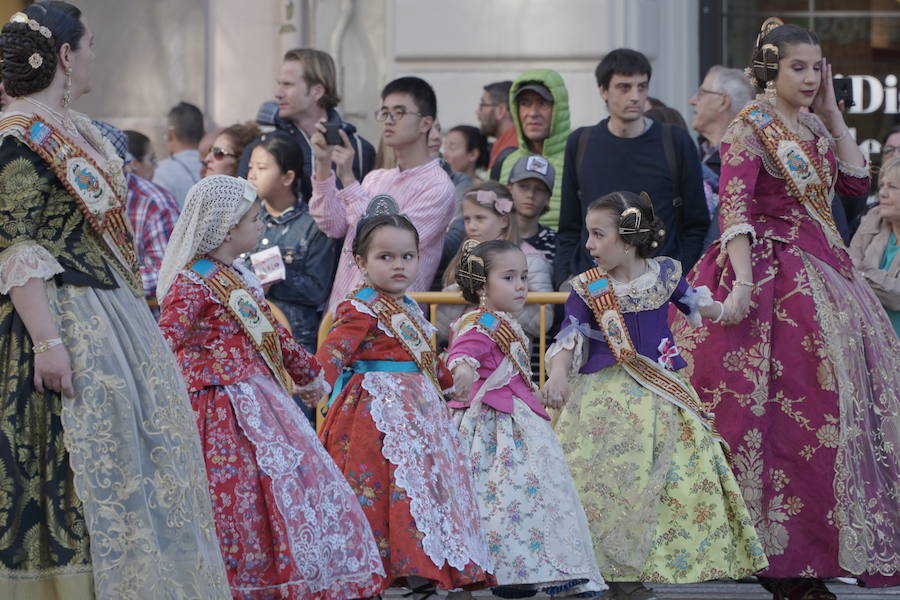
[
  {"left": 275, "top": 315, "right": 321, "bottom": 386},
  {"left": 717, "top": 118, "right": 762, "bottom": 248},
  {"left": 0, "top": 140, "right": 64, "bottom": 293},
  {"left": 158, "top": 272, "right": 210, "bottom": 353},
  {"left": 446, "top": 328, "right": 492, "bottom": 374},
  {"left": 669, "top": 277, "right": 714, "bottom": 327},
  {"left": 546, "top": 290, "right": 600, "bottom": 373},
  {"left": 314, "top": 299, "right": 375, "bottom": 387}
]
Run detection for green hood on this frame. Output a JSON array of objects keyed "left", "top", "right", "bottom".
[{"left": 499, "top": 68, "right": 571, "bottom": 228}]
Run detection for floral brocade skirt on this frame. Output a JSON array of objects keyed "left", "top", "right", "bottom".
[
  {"left": 191, "top": 375, "right": 384, "bottom": 600},
  {"left": 677, "top": 241, "right": 900, "bottom": 584},
  {"left": 0, "top": 271, "right": 229, "bottom": 599},
  {"left": 319, "top": 371, "right": 495, "bottom": 593},
  {"left": 453, "top": 398, "right": 606, "bottom": 596},
  {"left": 554, "top": 365, "right": 768, "bottom": 583}
]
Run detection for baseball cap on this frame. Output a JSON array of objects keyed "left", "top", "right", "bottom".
[
  {"left": 508, "top": 154, "right": 555, "bottom": 191},
  {"left": 515, "top": 81, "right": 553, "bottom": 103}
]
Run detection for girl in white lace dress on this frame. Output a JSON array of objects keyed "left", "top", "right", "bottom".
[{"left": 446, "top": 240, "right": 606, "bottom": 598}]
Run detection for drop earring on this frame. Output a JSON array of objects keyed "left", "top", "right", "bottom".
[
  {"left": 479, "top": 294, "right": 486, "bottom": 308},
  {"left": 62, "top": 67, "right": 72, "bottom": 108},
  {"left": 765, "top": 80, "right": 777, "bottom": 107}
]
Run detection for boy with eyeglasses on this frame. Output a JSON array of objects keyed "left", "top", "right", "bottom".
[{"left": 309, "top": 76, "right": 455, "bottom": 315}]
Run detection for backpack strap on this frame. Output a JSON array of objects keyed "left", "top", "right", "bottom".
[
  {"left": 489, "top": 146, "right": 517, "bottom": 181},
  {"left": 661, "top": 123, "right": 684, "bottom": 236},
  {"left": 575, "top": 125, "right": 594, "bottom": 200}
]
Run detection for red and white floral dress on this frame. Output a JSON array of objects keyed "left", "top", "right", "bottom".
[
  {"left": 160, "top": 260, "right": 384, "bottom": 599},
  {"left": 317, "top": 288, "right": 495, "bottom": 593}
]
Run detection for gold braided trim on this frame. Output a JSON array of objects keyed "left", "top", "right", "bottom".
[
  {"left": 739, "top": 103, "right": 842, "bottom": 247},
  {"left": 0, "top": 113, "right": 140, "bottom": 286},
  {"left": 469, "top": 309, "right": 536, "bottom": 391},
  {"left": 351, "top": 287, "right": 442, "bottom": 392},
  {"left": 189, "top": 256, "right": 294, "bottom": 394},
  {"left": 572, "top": 268, "right": 728, "bottom": 455}
]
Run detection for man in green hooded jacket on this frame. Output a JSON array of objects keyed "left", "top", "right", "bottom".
[{"left": 490, "top": 68, "right": 571, "bottom": 228}]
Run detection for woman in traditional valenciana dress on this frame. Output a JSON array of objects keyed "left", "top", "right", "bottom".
[
  {"left": 0, "top": 2, "right": 228, "bottom": 597},
  {"left": 674, "top": 18, "right": 900, "bottom": 599}
]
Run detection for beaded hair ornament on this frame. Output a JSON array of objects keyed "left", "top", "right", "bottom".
[
  {"left": 745, "top": 17, "right": 784, "bottom": 88},
  {"left": 466, "top": 189, "right": 513, "bottom": 215},
  {"left": 9, "top": 12, "right": 53, "bottom": 70},
  {"left": 458, "top": 239, "right": 486, "bottom": 286},
  {"left": 618, "top": 192, "right": 664, "bottom": 249},
  {"left": 356, "top": 194, "right": 405, "bottom": 234}
]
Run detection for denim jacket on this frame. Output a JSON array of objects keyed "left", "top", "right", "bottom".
[{"left": 250, "top": 200, "right": 338, "bottom": 351}]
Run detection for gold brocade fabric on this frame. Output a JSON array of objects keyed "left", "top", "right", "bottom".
[
  {"left": 556, "top": 366, "right": 768, "bottom": 583},
  {"left": 0, "top": 138, "right": 130, "bottom": 292}
]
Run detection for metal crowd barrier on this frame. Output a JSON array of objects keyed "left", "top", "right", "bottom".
[{"left": 316, "top": 291, "right": 569, "bottom": 385}]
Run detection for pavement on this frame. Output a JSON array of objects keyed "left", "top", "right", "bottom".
[{"left": 382, "top": 580, "right": 898, "bottom": 599}]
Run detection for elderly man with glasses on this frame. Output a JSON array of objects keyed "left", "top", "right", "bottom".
[
  {"left": 308, "top": 76, "right": 455, "bottom": 315},
  {"left": 689, "top": 66, "right": 754, "bottom": 246}
]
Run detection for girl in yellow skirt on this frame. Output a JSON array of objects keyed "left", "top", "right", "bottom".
[{"left": 543, "top": 191, "right": 767, "bottom": 600}]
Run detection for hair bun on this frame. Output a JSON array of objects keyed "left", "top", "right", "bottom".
[{"left": 749, "top": 17, "right": 785, "bottom": 87}]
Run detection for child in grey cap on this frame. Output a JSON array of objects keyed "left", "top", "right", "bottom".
[{"left": 508, "top": 154, "right": 557, "bottom": 263}]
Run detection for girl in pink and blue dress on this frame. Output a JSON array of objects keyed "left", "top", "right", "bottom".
[{"left": 445, "top": 239, "right": 606, "bottom": 598}]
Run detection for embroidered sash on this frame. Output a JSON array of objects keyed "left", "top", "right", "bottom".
[
  {"left": 189, "top": 257, "right": 294, "bottom": 394},
  {"left": 740, "top": 102, "right": 842, "bottom": 247},
  {"left": 350, "top": 287, "right": 442, "bottom": 391},
  {"left": 0, "top": 113, "right": 140, "bottom": 285},
  {"left": 459, "top": 309, "right": 536, "bottom": 392},
  {"left": 572, "top": 267, "right": 723, "bottom": 439}
]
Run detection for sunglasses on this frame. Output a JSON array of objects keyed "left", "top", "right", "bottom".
[{"left": 210, "top": 146, "right": 237, "bottom": 160}]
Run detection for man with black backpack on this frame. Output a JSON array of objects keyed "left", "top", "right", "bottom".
[{"left": 554, "top": 49, "right": 709, "bottom": 288}]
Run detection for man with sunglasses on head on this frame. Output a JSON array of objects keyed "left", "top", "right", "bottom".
[
  {"left": 154, "top": 101, "right": 204, "bottom": 208},
  {"left": 309, "top": 76, "right": 455, "bottom": 315}
]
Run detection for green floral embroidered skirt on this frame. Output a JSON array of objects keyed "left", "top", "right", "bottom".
[{"left": 555, "top": 365, "right": 769, "bottom": 583}]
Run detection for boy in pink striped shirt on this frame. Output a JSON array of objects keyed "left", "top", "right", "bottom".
[{"left": 310, "top": 76, "right": 455, "bottom": 315}]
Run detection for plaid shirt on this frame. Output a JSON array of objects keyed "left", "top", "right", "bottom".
[{"left": 126, "top": 173, "right": 180, "bottom": 308}]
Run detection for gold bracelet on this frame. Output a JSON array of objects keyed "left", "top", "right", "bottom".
[
  {"left": 733, "top": 279, "right": 755, "bottom": 289},
  {"left": 33, "top": 337, "right": 63, "bottom": 353}
]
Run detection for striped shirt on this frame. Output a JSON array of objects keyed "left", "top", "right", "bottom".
[{"left": 309, "top": 159, "right": 455, "bottom": 314}]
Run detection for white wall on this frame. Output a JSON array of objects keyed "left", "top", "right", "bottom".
[{"left": 69, "top": 0, "right": 700, "bottom": 156}]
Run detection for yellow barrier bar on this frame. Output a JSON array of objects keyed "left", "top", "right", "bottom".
[
  {"left": 315, "top": 290, "right": 569, "bottom": 430},
  {"left": 409, "top": 291, "right": 568, "bottom": 386}
]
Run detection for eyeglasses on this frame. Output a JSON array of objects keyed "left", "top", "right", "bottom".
[
  {"left": 883, "top": 145, "right": 900, "bottom": 156},
  {"left": 374, "top": 108, "right": 423, "bottom": 122},
  {"left": 210, "top": 147, "right": 237, "bottom": 160},
  {"left": 697, "top": 87, "right": 727, "bottom": 97}
]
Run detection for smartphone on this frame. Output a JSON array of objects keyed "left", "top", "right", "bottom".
[
  {"left": 833, "top": 77, "right": 854, "bottom": 109},
  {"left": 323, "top": 121, "right": 342, "bottom": 145}
]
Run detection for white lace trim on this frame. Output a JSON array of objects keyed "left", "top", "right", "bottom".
[
  {"left": 546, "top": 325, "right": 587, "bottom": 375},
  {"left": 609, "top": 258, "right": 661, "bottom": 295},
  {"left": 836, "top": 157, "right": 870, "bottom": 179},
  {"left": 448, "top": 355, "right": 481, "bottom": 373},
  {"left": 226, "top": 377, "right": 385, "bottom": 593},
  {"left": 361, "top": 371, "right": 493, "bottom": 572},
  {"left": 679, "top": 285, "right": 714, "bottom": 328},
  {"left": 348, "top": 295, "right": 436, "bottom": 341},
  {"left": 719, "top": 223, "right": 757, "bottom": 246},
  {"left": 294, "top": 373, "right": 327, "bottom": 394},
  {"left": 0, "top": 242, "right": 64, "bottom": 294}
]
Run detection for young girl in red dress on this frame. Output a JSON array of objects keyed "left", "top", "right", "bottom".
[
  {"left": 158, "top": 175, "right": 384, "bottom": 599},
  {"left": 316, "top": 196, "right": 495, "bottom": 598}
]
